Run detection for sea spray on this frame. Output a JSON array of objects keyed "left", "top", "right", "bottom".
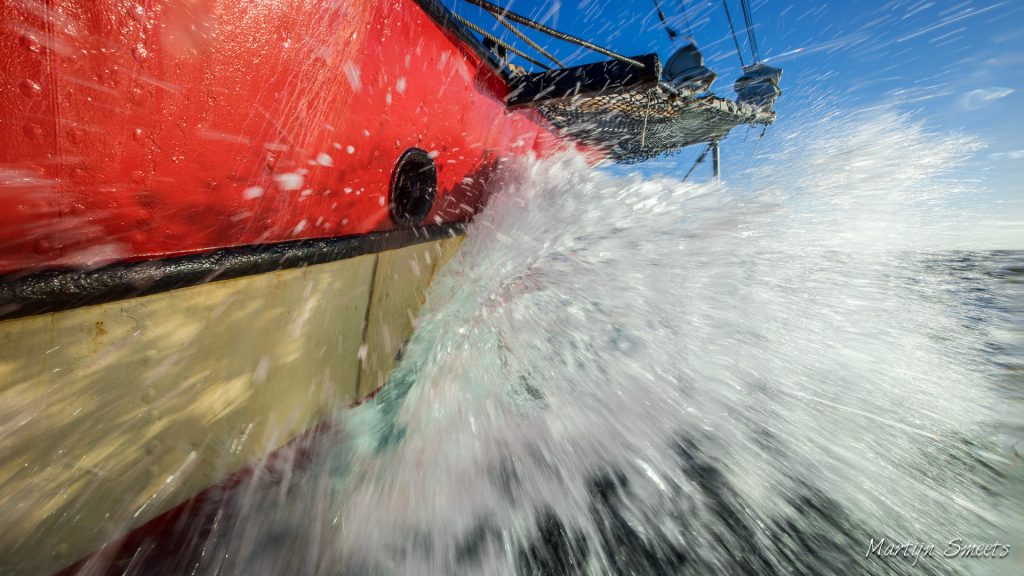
[{"left": 197, "top": 111, "right": 1020, "bottom": 576}]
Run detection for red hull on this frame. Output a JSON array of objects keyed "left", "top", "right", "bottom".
[
  {"left": 0, "top": 0, "right": 568, "bottom": 275},
  {"left": 0, "top": 1, "right": 583, "bottom": 573}
]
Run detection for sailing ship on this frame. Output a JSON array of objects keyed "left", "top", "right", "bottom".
[{"left": 0, "top": 0, "right": 780, "bottom": 573}]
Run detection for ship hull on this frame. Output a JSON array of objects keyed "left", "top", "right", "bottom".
[
  {"left": 0, "top": 0, "right": 573, "bottom": 573},
  {"left": 2, "top": 234, "right": 461, "bottom": 574}
]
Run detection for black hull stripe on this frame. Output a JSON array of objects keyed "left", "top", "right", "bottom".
[{"left": 0, "top": 223, "right": 464, "bottom": 321}]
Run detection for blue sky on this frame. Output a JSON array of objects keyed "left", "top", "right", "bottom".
[{"left": 450, "top": 1, "right": 1023, "bottom": 246}]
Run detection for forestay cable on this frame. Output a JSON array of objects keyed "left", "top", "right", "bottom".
[
  {"left": 738, "top": 0, "right": 761, "bottom": 62},
  {"left": 720, "top": 0, "right": 747, "bottom": 67}
]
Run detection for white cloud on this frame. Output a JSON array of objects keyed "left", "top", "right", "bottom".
[
  {"left": 991, "top": 150, "right": 1024, "bottom": 160},
  {"left": 961, "top": 87, "right": 1014, "bottom": 110}
]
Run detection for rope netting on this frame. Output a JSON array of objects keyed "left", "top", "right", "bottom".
[{"left": 535, "top": 85, "right": 775, "bottom": 163}]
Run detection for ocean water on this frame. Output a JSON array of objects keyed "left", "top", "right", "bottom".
[{"left": 125, "top": 112, "right": 1022, "bottom": 575}]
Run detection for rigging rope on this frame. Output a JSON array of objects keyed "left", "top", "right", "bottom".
[
  {"left": 451, "top": 12, "right": 552, "bottom": 70},
  {"left": 681, "top": 143, "right": 712, "bottom": 182},
  {"left": 493, "top": 11, "right": 565, "bottom": 67},
  {"left": 720, "top": 0, "right": 746, "bottom": 68},
  {"left": 675, "top": 0, "right": 694, "bottom": 39},
  {"left": 652, "top": 0, "right": 680, "bottom": 42},
  {"left": 738, "top": 0, "right": 761, "bottom": 62},
  {"left": 462, "top": 0, "right": 646, "bottom": 68}
]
